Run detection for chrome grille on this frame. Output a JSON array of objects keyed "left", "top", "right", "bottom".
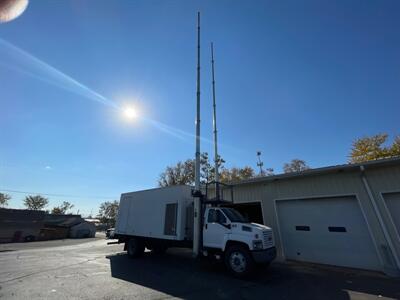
[{"left": 262, "top": 230, "right": 274, "bottom": 248}]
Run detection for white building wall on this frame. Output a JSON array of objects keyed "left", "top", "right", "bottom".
[{"left": 216, "top": 159, "right": 400, "bottom": 276}]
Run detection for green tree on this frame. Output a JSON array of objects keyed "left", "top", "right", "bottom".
[
  {"left": 98, "top": 200, "right": 119, "bottom": 227},
  {"left": 24, "top": 195, "right": 49, "bottom": 210},
  {"left": 349, "top": 133, "right": 400, "bottom": 163},
  {"left": 51, "top": 201, "right": 74, "bottom": 215},
  {"left": 0, "top": 193, "right": 11, "bottom": 207},
  {"left": 283, "top": 159, "right": 310, "bottom": 173}
]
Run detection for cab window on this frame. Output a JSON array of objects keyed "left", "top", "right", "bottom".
[
  {"left": 208, "top": 209, "right": 227, "bottom": 224},
  {"left": 207, "top": 209, "right": 217, "bottom": 223},
  {"left": 216, "top": 210, "right": 227, "bottom": 224}
]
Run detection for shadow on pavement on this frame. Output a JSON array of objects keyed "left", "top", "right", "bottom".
[{"left": 107, "top": 248, "right": 400, "bottom": 300}]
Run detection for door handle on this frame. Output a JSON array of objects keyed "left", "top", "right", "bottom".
[{"left": 205, "top": 224, "right": 208, "bottom": 229}]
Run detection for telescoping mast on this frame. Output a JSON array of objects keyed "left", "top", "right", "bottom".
[{"left": 192, "top": 12, "right": 202, "bottom": 257}]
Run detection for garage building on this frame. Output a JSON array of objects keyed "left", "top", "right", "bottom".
[{"left": 211, "top": 157, "right": 400, "bottom": 276}]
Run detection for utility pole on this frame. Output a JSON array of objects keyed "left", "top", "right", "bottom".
[
  {"left": 193, "top": 12, "right": 201, "bottom": 257},
  {"left": 257, "top": 151, "right": 265, "bottom": 176},
  {"left": 211, "top": 42, "right": 220, "bottom": 201}
]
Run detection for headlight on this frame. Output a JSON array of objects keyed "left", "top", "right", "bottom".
[{"left": 252, "top": 240, "right": 263, "bottom": 250}]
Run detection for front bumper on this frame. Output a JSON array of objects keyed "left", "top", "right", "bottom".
[{"left": 251, "top": 246, "right": 276, "bottom": 264}]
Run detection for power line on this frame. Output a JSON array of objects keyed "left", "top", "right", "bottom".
[{"left": 0, "top": 189, "right": 117, "bottom": 200}]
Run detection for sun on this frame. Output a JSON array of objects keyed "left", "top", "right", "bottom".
[{"left": 123, "top": 107, "right": 138, "bottom": 120}]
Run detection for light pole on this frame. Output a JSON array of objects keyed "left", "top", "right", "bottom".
[{"left": 257, "top": 151, "right": 265, "bottom": 176}]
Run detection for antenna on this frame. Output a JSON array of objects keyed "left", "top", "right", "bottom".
[
  {"left": 211, "top": 42, "right": 220, "bottom": 201},
  {"left": 193, "top": 11, "right": 201, "bottom": 257},
  {"left": 257, "top": 151, "right": 265, "bottom": 176}
]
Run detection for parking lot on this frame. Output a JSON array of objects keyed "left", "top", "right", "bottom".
[{"left": 0, "top": 238, "right": 399, "bottom": 300}]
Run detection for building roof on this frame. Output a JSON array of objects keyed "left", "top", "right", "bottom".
[
  {"left": 226, "top": 156, "right": 400, "bottom": 187},
  {"left": 43, "top": 214, "right": 83, "bottom": 228},
  {"left": 0, "top": 208, "right": 45, "bottom": 218}
]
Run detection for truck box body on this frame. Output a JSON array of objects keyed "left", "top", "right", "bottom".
[{"left": 115, "top": 185, "right": 194, "bottom": 241}]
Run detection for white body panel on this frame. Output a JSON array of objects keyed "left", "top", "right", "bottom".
[
  {"left": 115, "top": 185, "right": 193, "bottom": 241},
  {"left": 204, "top": 221, "right": 227, "bottom": 248}
]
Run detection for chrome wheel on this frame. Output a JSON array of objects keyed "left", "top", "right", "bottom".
[{"left": 229, "top": 251, "right": 247, "bottom": 273}]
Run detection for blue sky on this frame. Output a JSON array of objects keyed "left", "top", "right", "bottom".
[{"left": 1, "top": 0, "right": 399, "bottom": 215}]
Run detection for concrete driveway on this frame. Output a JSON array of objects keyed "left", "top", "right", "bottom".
[{"left": 0, "top": 238, "right": 399, "bottom": 299}]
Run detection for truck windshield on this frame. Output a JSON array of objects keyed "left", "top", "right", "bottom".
[{"left": 221, "top": 208, "right": 247, "bottom": 223}]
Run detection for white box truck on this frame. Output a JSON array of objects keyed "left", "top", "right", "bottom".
[{"left": 114, "top": 185, "right": 276, "bottom": 277}]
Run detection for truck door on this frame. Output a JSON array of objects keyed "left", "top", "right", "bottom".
[{"left": 203, "top": 208, "right": 230, "bottom": 249}]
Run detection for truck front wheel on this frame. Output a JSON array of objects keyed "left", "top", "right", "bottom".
[
  {"left": 127, "top": 238, "right": 144, "bottom": 258},
  {"left": 224, "top": 245, "right": 255, "bottom": 277}
]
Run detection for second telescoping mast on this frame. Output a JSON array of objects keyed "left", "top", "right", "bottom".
[{"left": 211, "top": 42, "right": 220, "bottom": 201}]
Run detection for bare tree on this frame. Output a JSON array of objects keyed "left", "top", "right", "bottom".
[
  {"left": 51, "top": 201, "right": 74, "bottom": 215},
  {"left": 24, "top": 195, "right": 49, "bottom": 210},
  {"left": 0, "top": 193, "right": 11, "bottom": 207},
  {"left": 158, "top": 152, "right": 225, "bottom": 187},
  {"left": 283, "top": 159, "right": 310, "bottom": 173},
  {"left": 98, "top": 200, "right": 119, "bottom": 227}
]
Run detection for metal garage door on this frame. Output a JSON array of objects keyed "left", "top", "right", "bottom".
[
  {"left": 384, "top": 192, "right": 400, "bottom": 240},
  {"left": 276, "top": 196, "right": 381, "bottom": 271}
]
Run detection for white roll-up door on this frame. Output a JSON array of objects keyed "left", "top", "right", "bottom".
[
  {"left": 384, "top": 192, "right": 400, "bottom": 240},
  {"left": 276, "top": 196, "right": 381, "bottom": 271}
]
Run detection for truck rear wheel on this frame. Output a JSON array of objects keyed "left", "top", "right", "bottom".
[
  {"left": 127, "top": 238, "right": 144, "bottom": 258},
  {"left": 224, "top": 245, "right": 255, "bottom": 277}
]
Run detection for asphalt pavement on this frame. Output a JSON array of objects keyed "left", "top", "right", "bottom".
[{"left": 0, "top": 238, "right": 399, "bottom": 300}]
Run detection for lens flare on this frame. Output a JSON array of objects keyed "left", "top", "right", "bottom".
[
  {"left": 0, "top": 38, "right": 118, "bottom": 109},
  {"left": 0, "top": 0, "right": 28, "bottom": 23},
  {"left": 0, "top": 38, "right": 236, "bottom": 150}
]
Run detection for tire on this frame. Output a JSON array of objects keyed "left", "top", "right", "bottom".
[
  {"left": 224, "top": 245, "right": 255, "bottom": 277},
  {"left": 127, "top": 238, "right": 145, "bottom": 258}
]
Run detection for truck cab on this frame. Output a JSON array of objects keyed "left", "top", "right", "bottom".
[{"left": 203, "top": 207, "right": 276, "bottom": 276}]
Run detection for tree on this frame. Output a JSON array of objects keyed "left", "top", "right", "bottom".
[
  {"left": 200, "top": 152, "right": 225, "bottom": 183},
  {"left": 392, "top": 136, "right": 400, "bottom": 155},
  {"left": 259, "top": 168, "right": 274, "bottom": 176},
  {"left": 349, "top": 133, "right": 400, "bottom": 163},
  {"left": 158, "top": 159, "right": 195, "bottom": 187},
  {"left": 283, "top": 159, "right": 310, "bottom": 173},
  {"left": 23, "top": 195, "right": 49, "bottom": 210},
  {"left": 158, "top": 152, "right": 225, "bottom": 187},
  {"left": 0, "top": 193, "right": 11, "bottom": 207},
  {"left": 51, "top": 201, "right": 74, "bottom": 215},
  {"left": 219, "top": 166, "right": 256, "bottom": 183},
  {"left": 98, "top": 200, "right": 119, "bottom": 227}
]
